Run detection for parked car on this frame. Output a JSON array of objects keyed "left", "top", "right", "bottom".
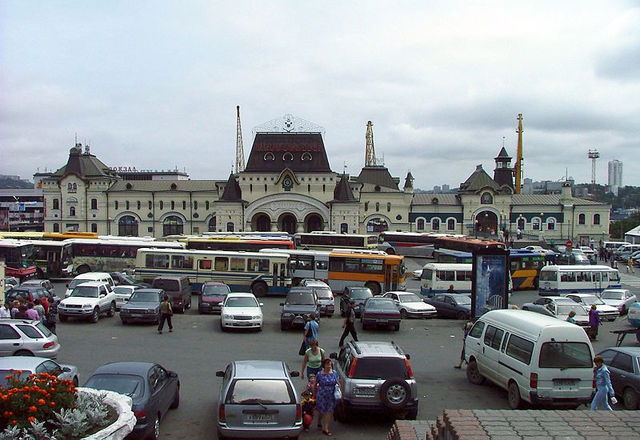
[
  {"left": 600, "top": 289, "right": 637, "bottom": 315},
  {"left": 521, "top": 297, "right": 589, "bottom": 326},
  {"left": 120, "top": 289, "right": 164, "bottom": 325},
  {"left": 423, "top": 293, "right": 472, "bottom": 320},
  {"left": 0, "top": 356, "right": 79, "bottom": 386},
  {"left": 113, "top": 285, "right": 140, "bottom": 310},
  {"left": 3, "top": 277, "right": 19, "bottom": 291},
  {"left": 65, "top": 272, "right": 115, "bottom": 298},
  {"left": 564, "top": 293, "right": 619, "bottom": 321},
  {"left": 524, "top": 245, "right": 555, "bottom": 254},
  {"left": 280, "top": 287, "right": 319, "bottom": 331},
  {"left": 330, "top": 340, "right": 418, "bottom": 421},
  {"left": 382, "top": 291, "right": 437, "bottom": 319},
  {"left": 220, "top": 292, "right": 263, "bottom": 332},
  {"left": 215, "top": 360, "right": 302, "bottom": 439},
  {"left": 58, "top": 281, "right": 117, "bottom": 323},
  {"left": 110, "top": 272, "right": 151, "bottom": 288},
  {"left": 412, "top": 268, "right": 423, "bottom": 280},
  {"left": 361, "top": 297, "right": 401, "bottom": 331},
  {"left": 340, "top": 286, "right": 373, "bottom": 318},
  {"left": 20, "top": 279, "right": 56, "bottom": 297},
  {"left": 84, "top": 361, "right": 180, "bottom": 440},
  {"left": 597, "top": 347, "right": 640, "bottom": 409},
  {"left": 199, "top": 282, "right": 231, "bottom": 314},
  {"left": 5, "top": 286, "right": 52, "bottom": 305},
  {"left": 0, "top": 319, "right": 60, "bottom": 358},
  {"left": 300, "top": 279, "right": 335, "bottom": 317},
  {"left": 151, "top": 276, "right": 191, "bottom": 313}
]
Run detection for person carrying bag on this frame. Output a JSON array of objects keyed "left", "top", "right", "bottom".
[{"left": 158, "top": 295, "right": 174, "bottom": 334}]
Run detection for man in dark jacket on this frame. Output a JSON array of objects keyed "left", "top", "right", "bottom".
[{"left": 339, "top": 300, "right": 358, "bottom": 347}]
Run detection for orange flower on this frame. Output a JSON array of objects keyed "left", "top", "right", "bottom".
[
  {"left": 29, "top": 405, "right": 38, "bottom": 413},
  {"left": 49, "top": 401, "right": 56, "bottom": 407},
  {"left": 11, "top": 420, "right": 17, "bottom": 425},
  {"left": 27, "top": 416, "right": 35, "bottom": 423},
  {"left": 23, "top": 394, "right": 31, "bottom": 400},
  {"left": 37, "top": 398, "right": 46, "bottom": 406}
]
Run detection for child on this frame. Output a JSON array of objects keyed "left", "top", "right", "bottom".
[{"left": 301, "top": 374, "right": 316, "bottom": 431}]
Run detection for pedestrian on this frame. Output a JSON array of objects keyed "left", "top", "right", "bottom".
[
  {"left": 503, "top": 228, "right": 509, "bottom": 245},
  {"left": 40, "top": 297, "right": 50, "bottom": 316},
  {"left": 0, "top": 301, "right": 10, "bottom": 319},
  {"left": 157, "top": 295, "right": 173, "bottom": 334},
  {"left": 610, "top": 254, "right": 616, "bottom": 269},
  {"left": 588, "top": 304, "right": 600, "bottom": 341},
  {"left": 46, "top": 298, "right": 58, "bottom": 334},
  {"left": 516, "top": 228, "right": 522, "bottom": 240},
  {"left": 566, "top": 310, "right": 576, "bottom": 324},
  {"left": 591, "top": 355, "right": 616, "bottom": 410},
  {"left": 447, "top": 284, "right": 456, "bottom": 294},
  {"left": 34, "top": 300, "right": 45, "bottom": 320},
  {"left": 454, "top": 322, "right": 473, "bottom": 369},
  {"left": 303, "top": 312, "right": 319, "bottom": 349},
  {"left": 301, "top": 338, "right": 325, "bottom": 379},
  {"left": 25, "top": 302, "right": 39, "bottom": 321},
  {"left": 10, "top": 300, "right": 20, "bottom": 318},
  {"left": 314, "top": 358, "right": 342, "bottom": 436},
  {"left": 339, "top": 300, "right": 358, "bottom": 347},
  {"left": 627, "top": 257, "right": 635, "bottom": 274},
  {"left": 15, "top": 304, "right": 29, "bottom": 319}
]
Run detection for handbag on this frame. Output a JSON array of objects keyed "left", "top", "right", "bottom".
[
  {"left": 298, "top": 340, "right": 307, "bottom": 356},
  {"left": 334, "top": 383, "right": 342, "bottom": 400}
]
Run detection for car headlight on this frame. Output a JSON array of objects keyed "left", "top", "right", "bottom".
[
  {"left": 82, "top": 304, "right": 93, "bottom": 310},
  {"left": 281, "top": 313, "right": 292, "bottom": 318},
  {"left": 253, "top": 315, "right": 262, "bottom": 320},
  {"left": 223, "top": 314, "right": 233, "bottom": 319}
]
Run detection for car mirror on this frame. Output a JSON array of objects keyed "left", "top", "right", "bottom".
[
  {"left": 259, "top": 303, "right": 264, "bottom": 307},
  {"left": 65, "top": 284, "right": 69, "bottom": 288},
  {"left": 216, "top": 370, "right": 225, "bottom": 377},
  {"left": 100, "top": 292, "right": 106, "bottom": 297},
  {"left": 168, "top": 371, "right": 178, "bottom": 378},
  {"left": 289, "top": 371, "right": 300, "bottom": 377},
  {"left": 405, "top": 354, "right": 411, "bottom": 360},
  {"left": 329, "top": 352, "right": 337, "bottom": 359},
  {"left": 280, "top": 303, "right": 285, "bottom": 306}
]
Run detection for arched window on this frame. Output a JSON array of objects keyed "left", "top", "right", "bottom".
[
  {"left": 432, "top": 218, "right": 440, "bottom": 231},
  {"left": 481, "top": 192, "right": 493, "bottom": 204},
  {"left": 226, "top": 222, "right": 234, "bottom": 232},
  {"left": 53, "top": 223, "right": 60, "bottom": 232},
  {"left": 159, "top": 201, "right": 164, "bottom": 210},
  {"left": 52, "top": 199, "right": 60, "bottom": 210},
  {"left": 264, "top": 152, "right": 275, "bottom": 161},
  {"left": 387, "top": 202, "right": 391, "bottom": 212},
  {"left": 364, "top": 202, "right": 369, "bottom": 211},
  {"left": 91, "top": 199, "right": 98, "bottom": 210},
  {"left": 578, "top": 214, "right": 586, "bottom": 225},
  {"left": 301, "top": 152, "right": 312, "bottom": 161},
  {"left": 119, "top": 215, "right": 138, "bottom": 236},
  {"left": 340, "top": 223, "right": 348, "bottom": 234},
  {"left": 283, "top": 152, "right": 293, "bottom": 161},
  {"left": 69, "top": 207, "right": 76, "bottom": 217},
  {"left": 163, "top": 216, "right": 183, "bottom": 236},
  {"left": 182, "top": 201, "right": 186, "bottom": 210},
  {"left": 205, "top": 201, "right": 210, "bottom": 210},
  {"left": 137, "top": 201, "right": 141, "bottom": 210},
  {"left": 194, "top": 201, "right": 198, "bottom": 210},
  {"left": 547, "top": 218, "right": 556, "bottom": 230},
  {"left": 375, "top": 202, "right": 380, "bottom": 212},
  {"left": 416, "top": 218, "right": 425, "bottom": 231},
  {"left": 148, "top": 201, "right": 152, "bottom": 210},
  {"left": 114, "top": 201, "right": 119, "bottom": 210},
  {"left": 532, "top": 217, "right": 541, "bottom": 230},
  {"left": 208, "top": 216, "right": 216, "bottom": 232},
  {"left": 447, "top": 218, "right": 456, "bottom": 231},
  {"left": 593, "top": 214, "right": 600, "bottom": 225}
]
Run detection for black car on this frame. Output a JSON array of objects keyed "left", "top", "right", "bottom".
[
  {"left": 340, "top": 286, "right": 373, "bottom": 318},
  {"left": 110, "top": 272, "right": 151, "bottom": 288},
  {"left": 84, "top": 361, "right": 180, "bottom": 440},
  {"left": 423, "top": 293, "right": 471, "bottom": 320},
  {"left": 597, "top": 347, "right": 640, "bottom": 409},
  {"left": 119, "top": 288, "right": 164, "bottom": 325},
  {"left": 280, "top": 287, "right": 319, "bottom": 331},
  {"left": 361, "top": 297, "right": 401, "bottom": 331},
  {"left": 5, "top": 286, "right": 52, "bottom": 304}
]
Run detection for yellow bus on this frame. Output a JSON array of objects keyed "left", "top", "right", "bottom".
[{"left": 327, "top": 251, "right": 406, "bottom": 295}]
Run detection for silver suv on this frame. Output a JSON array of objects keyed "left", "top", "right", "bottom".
[
  {"left": 330, "top": 341, "right": 418, "bottom": 421},
  {"left": 0, "top": 319, "right": 61, "bottom": 358}
]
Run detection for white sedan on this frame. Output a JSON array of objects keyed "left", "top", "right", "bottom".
[
  {"left": 220, "top": 292, "right": 263, "bottom": 331},
  {"left": 382, "top": 291, "right": 437, "bottom": 319},
  {"left": 600, "top": 289, "right": 637, "bottom": 315},
  {"left": 0, "top": 356, "right": 79, "bottom": 387}
]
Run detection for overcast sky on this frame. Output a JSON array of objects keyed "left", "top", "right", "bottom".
[{"left": 1, "top": 1, "right": 638, "bottom": 190}]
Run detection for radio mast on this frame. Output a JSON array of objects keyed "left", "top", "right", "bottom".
[
  {"left": 365, "top": 121, "right": 376, "bottom": 166},
  {"left": 588, "top": 149, "right": 599, "bottom": 193},
  {"left": 235, "top": 106, "right": 245, "bottom": 173}
]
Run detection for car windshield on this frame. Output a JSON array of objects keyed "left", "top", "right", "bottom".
[
  {"left": 315, "top": 288, "right": 333, "bottom": 299},
  {"left": 129, "top": 292, "right": 159, "bottom": 303},
  {"left": 556, "top": 304, "right": 587, "bottom": 316},
  {"left": 398, "top": 294, "right": 421, "bottom": 303},
  {"left": 203, "top": 285, "right": 230, "bottom": 297},
  {"left": 602, "top": 291, "right": 624, "bottom": 300},
  {"left": 351, "top": 358, "right": 408, "bottom": 380},
  {"left": 68, "top": 279, "right": 92, "bottom": 289},
  {"left": 225, "top": 297, "right": 258, "bottom": 308},
  {"left": 286, "top": 292, "right": 315, "bottom": 305},
  {"left": 35, "top": 322, "right": 52, "bottom": 337},
  {"left": 117, "top": 273, "right": 136, "bottom": 284},
  {"left": 114, "top": 286, "right": 134, "bottom": 295},
  {"left": 349, "top": 289, "right": 372, "bottom": 300},
  {"left": 539, "top": 342, "right": 592, "bottom": 368},
  {"left": 227, "top": 379, "right": 294, "bottom": 404},
  {"left": 85, "top": 374, "right": 144, "bottom": 398},
  {"left": 578, "top": 295, "right": 602, "bottom": 305},
  {"left": 451, "top": 295, "right": 471, "bottom": 305},
  {"left": 366, "top": 299, "right": 395, "bottom": 310},
  {"left": 70, "top": 286, "right": 99, "bottom": 298}
]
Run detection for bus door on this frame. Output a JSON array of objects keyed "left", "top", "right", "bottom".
[
  {"left": 273, "top": 263, "right": 278, "bottom": 287},
  {"left": 391, "top": 264, "right": 399, "bottom": 291},
  {"left": 197, "top": 258, "right": 212, "bottom": 285},
  {"left": 384, "top": 264, "right": 394, "bottom": 292},
  {"left": 47, "top": 249, "right": 60, "bottom": 277}
]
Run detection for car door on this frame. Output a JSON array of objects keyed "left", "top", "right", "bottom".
[
  {"left": 150, "top": 365, "right": 173, "bottom": 416},
  {"left": 481, "top": 325, "right": 505, "bottom": 385},
  {"left": 0, "top": 324, "right": 22, "bottom": 356},
  {"left": 442, "top": 295, "right": 458, "bottom": 318},
  {"left": 36, "top": 360, "right": 63, "bottom": 379},
  {"left": 98, "top": 285, "right": 108, "bottom": 311},
  {"left": 609, "top": 352, "right": 634, "bottom": 397}
]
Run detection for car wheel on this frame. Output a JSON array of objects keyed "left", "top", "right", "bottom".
[
  {"left": 149, "top": 413, "right": 160, "bottom": 440},
  {"left": 623, "top": 387, "right": 639, "bottom": 410},
  {"left": 456, "top": 311, "right": 467, "bottom": 320},
  {"left": 220, "top": 321, "right": 227, "bottom": 332},
  {"left": 107, "top": 302, "right": 116, "bottom": 317},
  {"left": 379, "top": 378, "right": 410, "bottom": 410},
  {"left": 90, "top": 307, "right": 99, "bottom": 323},
  {"left": 252, "top": 282, "right": 268, "bottom": 297},
  {"left": 466, "top": 360, "right": 485, "bottom": 385},
  {"left": 400, "top": 309, "right": 408, "bottom": 319},
  {"left": 508, "top": 381, "right": 522, "bottom": 409},
  {"left": 334, "top": 400, "right": 350, "bottom": 422},
  {"left": 73, "top": 376, "right": 79, "bottom": 387},
  {"left": 170, "top": 385, "right": 180, "bottom": 409},
  {"left": 59, "top": 314, "right": 68, "bottom": 322},
  {"left": 13, "top": 350, "right": 33, "bottom": 356}
]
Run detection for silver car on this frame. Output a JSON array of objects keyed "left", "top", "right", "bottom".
[
  {"left": 215, "top": 360, "right": 302, "bottom": 439},
  {"left": 0, "top": 356, "right": 79, "bottom": 386},
  {"left": 113, "top": 285, "right": 140, "bottom": 310},
  {"left": 0, "top": 319, "right": 60, "bottom": 358},
  {"left": 301, "top": 279, "right": 335, "bottom": 316}
]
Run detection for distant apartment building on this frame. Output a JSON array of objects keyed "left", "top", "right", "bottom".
[
  {"left": 608, "top": 160, "right": 623, "bottom": 195},
  {"left": 0, "top": 189, "right": 45, "bottom": 231},
  {"left": 521, "top": 178, "right": 575, "bottom": 195}
]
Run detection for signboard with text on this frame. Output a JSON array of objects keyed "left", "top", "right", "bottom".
[{"left": 471, "top": 248, "right": 509, "bottom": 318}]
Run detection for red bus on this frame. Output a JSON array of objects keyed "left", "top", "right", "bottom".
[
  {"left": 0, "top": 240, "right": 38, "bottom": 281},
  {"left": 434, "top": 236, "right": 505, "bottom": 253}
]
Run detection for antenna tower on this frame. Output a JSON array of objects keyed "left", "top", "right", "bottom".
[
  {"left": 514, "top": 113, "right": 524, "bottom": 194},
  {"left": 365, "top": 121, "right": 376, "bottom": 166},
  {"left": 588, "top": 149, "right": 599, "bottom": 193},
  {"left": 235, "top": 106, "right": 245, "bottom": 174}
]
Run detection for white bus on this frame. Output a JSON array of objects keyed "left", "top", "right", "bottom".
[
  {"left": 294, "top": 232, "right": 378, "bottom": 251},
  {"left": 538, "top": 265, "right": 621, "bottom": 296},
  {"left": 420, "top": 263, "right": 473, "bottom": 297},
  {"left": 260, "top": 248, "right": 330, "bottom": 285},
  {"left": 135, "top": 248, "right": 291, "bottom": 296},
  {"left": 377, "top": 232, "right": 462, "bottom": 257}
]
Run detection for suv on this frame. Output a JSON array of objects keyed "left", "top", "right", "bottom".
[
  {"left": 280, "top": 287, "right": 319, "bottom": 331},
  {"left": 152, "top": 276, "right": 191, "bottom": 313},
  {"left": 300, "top": 279, "right": 335, "bottom": 317},
  {"left": 0, "top": 319, "right": 60, "bottom": 358},
  {"left": 340, "top": 286, "right": 373, "bottom": 317},
  {"left": 58, "top": 281, "right": 117, "bottom": 323},
  {"left": 330, "top": 341, "right": 418, "bottom": 421}
]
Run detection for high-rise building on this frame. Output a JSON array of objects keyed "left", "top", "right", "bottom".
[{"left": 608, "top": 160, "right": 623, "bottom": 195}]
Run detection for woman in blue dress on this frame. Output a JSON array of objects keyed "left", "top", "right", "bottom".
[{"left": 314, "top": 358, "right": 342, "bottom": 436}]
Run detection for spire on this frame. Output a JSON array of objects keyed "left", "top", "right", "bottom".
[
  {"left": 365, "top": 121, "right": 376, "bottom": 166},
  {"left": 235, "top": 106, "right": 245, "bottom": 173},
  {"left": 403, "top": 171, "right": 414, "bottom": 191}
]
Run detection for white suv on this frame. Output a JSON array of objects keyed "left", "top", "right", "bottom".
[{"left": 59, "top": 281, "right": 117, "bottom": 323}]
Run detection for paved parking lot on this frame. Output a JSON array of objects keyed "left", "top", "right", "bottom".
[{"left": 49, "top": 261, "right": 639, "bottom": 439}]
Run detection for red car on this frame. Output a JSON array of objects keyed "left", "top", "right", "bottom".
[{"left": 199, "top": 282, "right": 231, "bottom": 314}]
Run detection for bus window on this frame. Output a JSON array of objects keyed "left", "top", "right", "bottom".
[
  {"left": 171, "top": 255, "right": 194, "bottom": 269},
  {"left": 230, "top": 257, "right": 245, "bottom": 272},
  {"left": 146, "top": 254, "right": 169, "bottom": 269},
  {"left": 199, "top": 259, "right": 212, "bottom": 270},
  {"left": 247, "top": 258, "right": 269, "bottom": 272},
  {"left": 345, "top": 258, "right": 359, "bottom": 272},
  {"left": 215, "top": 257, "right": 228, "bottom": 271},
  {"left": 361, "top": 258, "right": 383, "bottom": 274},
  {"left": 437, "top": 270, "right": 455, "bottom": 281},
  {"left": 316, "top": 260, "right": 328, "bottom": 270}
]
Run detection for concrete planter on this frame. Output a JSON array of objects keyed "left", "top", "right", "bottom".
[{"left": 78, "top": 388, "right": 136, "bottom": 440}]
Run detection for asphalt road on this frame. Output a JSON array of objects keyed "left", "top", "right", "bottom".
[{"left": 50, "top": 259, "right": 640, "bottom": 439}]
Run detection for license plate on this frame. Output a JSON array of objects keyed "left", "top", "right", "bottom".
[
  {"left": 377, "top": 319, "right": 387, "bottom": 324},
  {"left": 131, "top": 314, "right": 145, "bottom": 318},
  {"left": 244, "top": 413, "right": 275, "bottom": 423},
  {"left": 554, "top": 379, "right": 577, "bottom": 387}
]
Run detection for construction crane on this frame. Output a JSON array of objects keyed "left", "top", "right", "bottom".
[
  {"left": 514, "top": 113, "right": 524, "bottom": 194},
  {"left": 365, "top": 121, "right": 376, "bottom": 166},
  {"left": 235, "top": 106, "right": 245, "bottom": 174}
]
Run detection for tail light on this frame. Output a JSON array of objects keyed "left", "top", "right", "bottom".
[
  {"left": 405, "top": 359, "right": 414, "bottom": 379},
  {"left": 218, "top": 404, "right": 225, "bottom": 423},
  {"left": 43, "top": 342, "right": 55, "bottom": 349},
  {"left": 295, "top": 403, "right": 302, "bottom": 422},
  {"left": 348, "top": 358, "right": 358, "bottom": 378},
  {"left": 134, "top": 410, "right": 147, "bottom": 422},
  {"left": 529, "top": 373, "right": 538, "bottom": 389}
]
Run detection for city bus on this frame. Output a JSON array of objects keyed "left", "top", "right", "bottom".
[
  {"left": 27, "top": 239, "right": 73, "bottom": 279},
  {"left": 377, "top": 232, "right": 462, "bottom": 257},
  {"left": 327, "top": 251, "right": 406, "bottom": 295},
  {"left": 420, "top": 263, "right": 473, "bottom": 296},
  {"left": 434, "top": 236, "right": 505, "bottom": 253},
  {"left": 66, "top": 238, "right": 185, "bottom": 274},
  {"left": 134, "top": 248, "right": 291, "bottom": 296},
  {"left": 295, "top": 232, "right": 378, "bottom": 251},
  {"left": 538, "top": 265, "right": 621, "bottom": 296},
  {"left": 0, "top": 240, "right": 38, "bottom": 281},
  {"left": 184, "top": 237, "right": 294, "bottom": 252},
  {"left": 260, "top": 248, "right": 330, "bottom": 285},
  {"left": 434, "top": 249, "right": 473, "bottom": 264},
  {"left": 0, "top": 232, "right": 45, "bottom": 240}
]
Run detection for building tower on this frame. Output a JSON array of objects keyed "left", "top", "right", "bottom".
[
  {"left": 588, "top": 149, "right": 599, "bottom": 193},
  {"left": 514, "top": 113, "right": 524, "bottom": 194},
  {"left": 365, "top": 121, "right": 376, "bottom": 166},
  {"left": 493, "top": 147, "right": 514, "bottom": 190},
  {"left": 608, "top": 160, "right": 623, "bottom": 195},
  {"left": 235, "top": 105, "right": 245, "bottom": 174}
]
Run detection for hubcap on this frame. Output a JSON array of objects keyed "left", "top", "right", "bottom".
[{"left": 387, "top": 384, "right": 407, "bottom": 404}]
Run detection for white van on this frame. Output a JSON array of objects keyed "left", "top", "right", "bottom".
[
  {"left": 464, "top": 309, "right": 594, "bottom": 409},
  {"left": 420, "top": 263, "right": 472, "bottom": 297},
  {"left": 65, "top": 272, "right": 115, "bottom": 298}
]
